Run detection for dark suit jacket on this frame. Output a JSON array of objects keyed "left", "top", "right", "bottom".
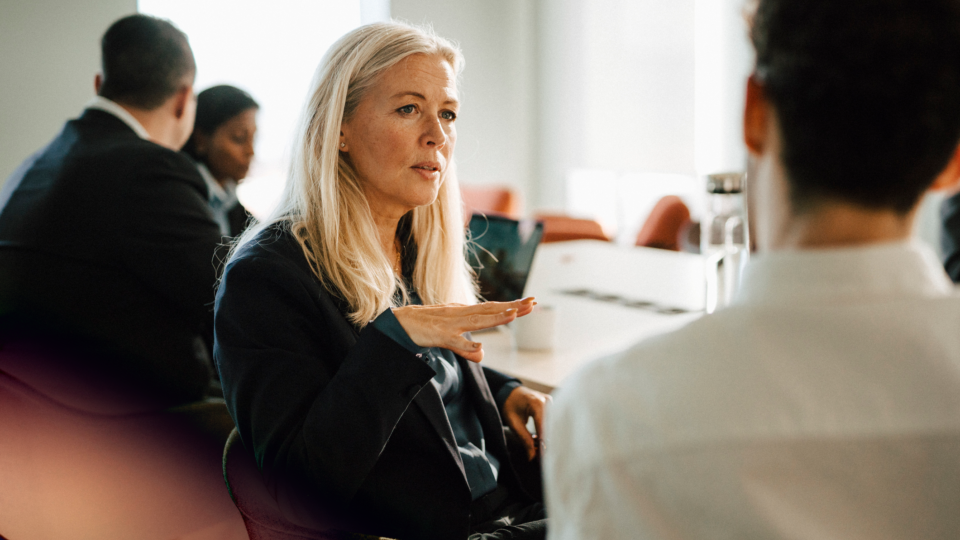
[
  {"left": 214, "top": 224, "right": 531, "bottom": 540},
  {"left": 226, "top": 202, "right": 253, "bottom": 239},
  {"left": 0, "top": 109, "right": 222, "bottom": 407}
]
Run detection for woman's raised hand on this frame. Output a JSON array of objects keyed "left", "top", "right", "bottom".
[{"left": 392, "top": 297, "right": 536, "bottom": 362}]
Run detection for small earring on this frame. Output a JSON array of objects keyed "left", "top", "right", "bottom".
[{"left": 340, "top": 142, "right": 346, "bottom": 148}]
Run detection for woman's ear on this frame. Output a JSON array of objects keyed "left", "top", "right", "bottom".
[
  {"left": 743, "top": 75, "right": 769, "bottom": 155},
  {"left": 929, "top": 143, "right": 960, "bottom": 194}
]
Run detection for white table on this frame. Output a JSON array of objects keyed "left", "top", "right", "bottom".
[{"left": 478, "top": 240, "right": 706, "bottom": 393}]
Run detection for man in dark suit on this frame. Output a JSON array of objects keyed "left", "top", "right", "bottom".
[{"left": 0, "top": 14, "right": 222, "bottom": 408}]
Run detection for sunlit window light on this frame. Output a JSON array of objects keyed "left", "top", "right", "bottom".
[{"left": 138, "top": 0, "right": 363, "bottom": 218}]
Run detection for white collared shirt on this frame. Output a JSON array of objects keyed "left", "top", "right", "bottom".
[
  {"left": 85, "top": 96, "right": 151, "bottom": 140},
  {"left": 197, "top": 163, "right": 239, "bottom": 236},
  {"left": 545, "top": 240, "right": 960, "bottom": 539}
]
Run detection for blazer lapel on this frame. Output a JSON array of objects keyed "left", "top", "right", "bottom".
[
  {"left": 413, "top": 382, "right": 469, "bottom": 486},
  {"left": 322, "top": 281, "right": 469, "bottom": 489},
  {"left": 461, "top": 359, "right": 511, "bottom": 462}
]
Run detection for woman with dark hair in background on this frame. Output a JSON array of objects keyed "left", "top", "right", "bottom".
[{"left": 183, "top": 84, "right": 258, "bottom": 238}]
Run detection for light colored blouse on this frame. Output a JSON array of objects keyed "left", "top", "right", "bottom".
[{"left": 197, "top": 163, "right": 239, "bottom": 237}]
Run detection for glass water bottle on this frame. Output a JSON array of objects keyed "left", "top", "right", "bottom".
[{"left": 702, "top": 172, "right": 749, "bottom": 313}]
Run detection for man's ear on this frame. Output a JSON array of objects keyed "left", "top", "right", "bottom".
[
  {"left": 94, "top": 73, "right": 103, "bottom": 94},
  {"left": 743, "top": 75, "right": 769, "bottom": 155},
  {"left": 930, "top": 143, "right": 960, "bottom": 193},
  {"left": 172, "top": 84, "right": 192, "bottom": 120}
]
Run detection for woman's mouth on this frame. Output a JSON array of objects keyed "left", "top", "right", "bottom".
[{"left": 411, "top": 162, "right": 441, "bottom": 180}]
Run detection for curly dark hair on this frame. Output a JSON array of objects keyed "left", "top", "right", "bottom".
[{"left": 750, "top": 0, "right": 960, "bottom": 214}]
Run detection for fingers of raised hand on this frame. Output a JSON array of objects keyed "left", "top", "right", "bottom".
[
  {"left": 506, "top": 296, "right": 536, "bottom": 311},
  {"left": 446, "top": 333, "right": 483, "bottom": 360},
  {"left": 505, "top": 297, "right": 537, "bottom": 318},
  {"left": 456, "top": 297, "right": 535, "bottom": 328},
  {"left": 458, "top": 309, "right": 518, "bottom": 332},
  {"left": 460, "top": 346, "right": 484, "bottom": 363},
  {"left": 467, "top": 296, "right": 535, "bottom": 314},
  {"left": 395, "top": 300, "right": 534, "bottom": 353},
  {"left": 516, "top": 302, "right": 536, "bottom": 318}
]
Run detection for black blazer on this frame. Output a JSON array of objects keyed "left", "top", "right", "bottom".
[
  {"left": 214, "top": 224, "right": 531, "bottom": 540},
  {"left": 226, "top": 202, "right": 253, "bottom": 239},
  {"left": 0, "top": 109, "right": 222, "bottom": 406}
]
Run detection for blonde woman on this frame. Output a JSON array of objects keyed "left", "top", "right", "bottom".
[{"left": 214, "top": 22, "right": 549, "bottom": 540}]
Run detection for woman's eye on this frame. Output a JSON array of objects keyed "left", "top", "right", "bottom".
[
  {"left": 398, "top": 105, "right": 416, "bottom": 114},
  {"left": 441, "top": 110, "right": 457, "bottom": 121}
]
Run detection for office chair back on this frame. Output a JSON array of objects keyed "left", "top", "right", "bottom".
[
  {"left": 635, "top": 195, "right": 691, "bottom": 251},
  {"left": 535, "top": 214, "right": 609, "bottom": 243},
  {"left": 461, "top": 185, "right": 521, "bottom": 219}
]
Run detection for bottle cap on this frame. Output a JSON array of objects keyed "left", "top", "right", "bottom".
[{"left": 706, "top": 172, "right": 745, "bottom": 194}]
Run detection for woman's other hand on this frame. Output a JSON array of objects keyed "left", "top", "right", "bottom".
[
  {"left": 392, "top": 297, "right": 535, "bottom": 362},
  {"left": 502, "top": 385, "right": 551, "bottom": 461}
]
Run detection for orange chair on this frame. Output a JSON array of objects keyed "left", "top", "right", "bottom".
[
  {"left": 534, "top": 214, "right": 609, "bottom": 243},
  {"left": 461, "top": 185, "right": 521, "bottom": 218},
  {"left": 634, "top": 195, "right": 691, "bottom": 251}
]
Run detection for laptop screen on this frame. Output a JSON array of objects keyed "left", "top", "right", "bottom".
[{"left": 467, "top": 214, "right": 544, "bottom": 303}]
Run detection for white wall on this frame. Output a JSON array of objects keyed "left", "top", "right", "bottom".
[
  {"left": 394, "top": 0, "right": 751, "bottom": 214},
  {"left": 537, "top": 0, "right": 702, "bottom": 211},
  {"left": 391, "top": 0, "right": 538, "bottom": 211},
  {"left": 694, "top": 0, "right": 753, "bottom": 175},
  {"left": 0, "top": 0, "right": 137, "bottom": 187},
  {"left": 0, "top": 0, "right": 753, "bottom": 219},
  {"left": 582, "top": 0, "right": 697, "bottom": 174},
  {"left": 535, "top": 0, "right": 584, "bottom": 211},
  {"left": 139, "top": 0, "right": 364, "bottom": 219}
]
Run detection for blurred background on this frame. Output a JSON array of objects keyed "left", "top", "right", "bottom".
[{"left": 0, "top": 0, "right": 941, "bottom": 249}]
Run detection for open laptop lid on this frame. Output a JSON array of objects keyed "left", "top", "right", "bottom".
[{"left": 467, "top": 214, "right": 544, "bottom": 302}]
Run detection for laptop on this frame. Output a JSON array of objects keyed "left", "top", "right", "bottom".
[{"left": 467, "top": 214, "right": 544, "bottom": 302}]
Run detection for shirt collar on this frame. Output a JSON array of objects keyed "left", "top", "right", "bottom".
[
  {"left": 734, "top": 239, "right": 955, "bottom": 307},
  {"left": 85, "top": 96, "right": 152, "bottom": 140},
  {"left": 197, "top": 163, "right": 238, "bottom": 207}
]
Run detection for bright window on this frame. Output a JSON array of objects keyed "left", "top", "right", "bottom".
[{"left": 138, "top": 0, "right": 363, "bottom": 217}]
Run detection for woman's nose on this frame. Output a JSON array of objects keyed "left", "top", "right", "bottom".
[{"left": 423, "top": 118, "right": 446, "bottom": 149}]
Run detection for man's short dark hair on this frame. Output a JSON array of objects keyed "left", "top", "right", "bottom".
[
  {"left": 98, "top": 14, "right": 196, "bottom": 110},
  {"left": 750, "top": 0, "right": 960, "bottom": 214}
]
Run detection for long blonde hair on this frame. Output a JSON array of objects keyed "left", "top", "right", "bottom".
[{"left": 232, "top": 22, "right": 477, "bottom": 325}]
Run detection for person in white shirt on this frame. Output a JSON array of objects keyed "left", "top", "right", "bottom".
[{"left": 544, "top": 0, "right": 960, "bottom": 538}]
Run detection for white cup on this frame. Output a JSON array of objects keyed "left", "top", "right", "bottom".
[{"left": 513, "top": 305, "right": 558, "bottom": 351}]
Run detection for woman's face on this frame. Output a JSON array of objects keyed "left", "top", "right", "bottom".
[
  {"left": 200, "top": 108, "right": 257, "bottom": 183},
  {"left": 340, "top": 53, "right": 459, "bottom": 219}
]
